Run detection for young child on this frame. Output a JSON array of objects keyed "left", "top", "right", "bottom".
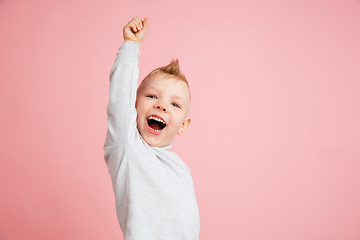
[{"left": 104, "top": 17, "right": 200, "bottom": 240}]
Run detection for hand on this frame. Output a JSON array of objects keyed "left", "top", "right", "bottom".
[{"left": 123, "top": 16, "right": 148, "bottom": 47}]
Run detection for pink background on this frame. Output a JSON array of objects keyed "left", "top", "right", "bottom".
[{"left": 1, "top": 0, "right": 360, "bottom": 239}]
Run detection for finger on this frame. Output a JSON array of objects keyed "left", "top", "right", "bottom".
[
  {"left": 124, "top": 21, "right": 136, "bottom": 32},
  {"left": 125, "top": 17, "right": 141, "bottom": 31},
  {"left": 129, "top": 22, "right": 140, "bottom": 33},
  {"left": 132, "top": 16, "right": 143, "bottom": 31},
  {"left": 133, "top": 16, "right": 142, "bottom": 23}
]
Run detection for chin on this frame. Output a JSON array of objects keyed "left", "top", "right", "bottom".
[
  {"left": 142, "top": 134, "right": 161, "bottom": 147},
  {"left": 139, "top": 127, "right": 175, "bottom": 147}
]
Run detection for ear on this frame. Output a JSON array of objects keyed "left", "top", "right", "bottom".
[{"left": 177, "top": 118, "right": 191, "bottom": 135}]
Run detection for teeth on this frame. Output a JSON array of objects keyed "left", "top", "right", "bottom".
[{"left": 147, "top": 116, "right": 165, "bottom": 124}]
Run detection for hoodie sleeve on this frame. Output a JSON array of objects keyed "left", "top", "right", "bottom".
[{"left": 104, "top": 41, "right": 140, "bottom": 148}]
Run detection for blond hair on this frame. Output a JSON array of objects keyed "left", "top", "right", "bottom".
[{"left": 140, "top": 59, "right": 190, "bottom": 90}]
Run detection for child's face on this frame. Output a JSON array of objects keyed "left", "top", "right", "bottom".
[{"left": 135, "top": 73, "right": 191, "bottom": 147}]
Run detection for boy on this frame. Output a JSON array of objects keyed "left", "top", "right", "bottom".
[{"left": 104, "top": 17, "right": 200, "bottom": 240}]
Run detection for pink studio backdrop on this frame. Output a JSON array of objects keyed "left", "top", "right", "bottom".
[{"left": 1, "top": 0, "right": 360, "bottom": 239}]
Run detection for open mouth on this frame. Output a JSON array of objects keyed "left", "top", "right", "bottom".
[{"left": 147, "top": 115, "right": 166, "bottom": 132}]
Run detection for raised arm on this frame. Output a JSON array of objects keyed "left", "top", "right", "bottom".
[{"left": 104, "top": 17, "right": 148, "bottom": 147}]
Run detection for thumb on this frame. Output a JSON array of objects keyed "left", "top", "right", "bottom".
[{"left": 142, "top": 18, "right": 149, "bottom": 33}]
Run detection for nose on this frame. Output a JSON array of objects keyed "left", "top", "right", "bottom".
[{"left": 155, "top": 103, "right": 167, "bottom": 112}]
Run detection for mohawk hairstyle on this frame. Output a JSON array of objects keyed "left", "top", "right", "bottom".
[{"left": 144, "top": 59, "right": 189, "bottom": 88}]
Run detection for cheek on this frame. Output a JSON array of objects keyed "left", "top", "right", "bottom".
[
  {"left": 172, "top": 113, "right": 186, "bottom": 130},
  {"left": 136, "top": 100, "right": 147, "bottom": 114}
]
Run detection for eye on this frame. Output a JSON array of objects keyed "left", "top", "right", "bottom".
[
  {"left": 147, "top": 95, "right": 157, "bottom": 99},
  {"left": 171, "top": 102, "right": 180, "bottom": 108}
]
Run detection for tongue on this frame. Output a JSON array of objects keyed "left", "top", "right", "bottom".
[{"left": 149, "top": 122, "right": 161, "bottom": 130}]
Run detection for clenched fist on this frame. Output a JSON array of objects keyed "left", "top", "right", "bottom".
[{"left": 123, "top": 16, "right": 149, "bottom": 47}]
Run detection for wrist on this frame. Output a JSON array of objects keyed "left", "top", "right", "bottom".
[
  {"left": 123, "top": 40, "right": 141, "bottom": 49},
  {"left": 124, "top": 38, "right": 140, "bottom": 47}
]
